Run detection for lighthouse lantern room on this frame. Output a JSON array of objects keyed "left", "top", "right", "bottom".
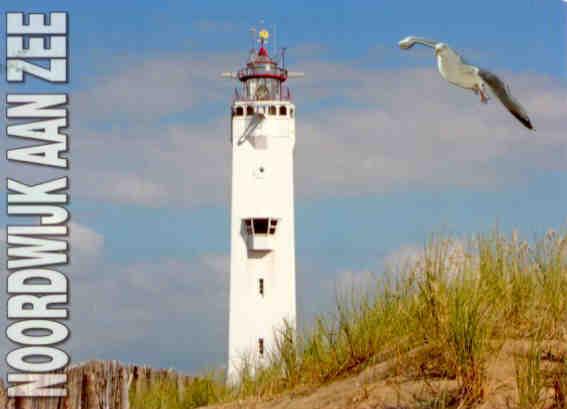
[{"left": 224, "top": 28, "right": 301, "bottom": 382}]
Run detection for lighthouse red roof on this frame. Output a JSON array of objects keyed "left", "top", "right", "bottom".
[{"left": 258, "top": 46, "right": 269, "bottom": 57}]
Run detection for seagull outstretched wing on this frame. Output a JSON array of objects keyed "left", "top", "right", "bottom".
[{"left": 478, "top": 69, "right": 534, "bottom": 130}]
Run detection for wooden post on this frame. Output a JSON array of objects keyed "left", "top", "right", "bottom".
[{"left": 0, "top": 360, "right": 193, "bottom": 409}]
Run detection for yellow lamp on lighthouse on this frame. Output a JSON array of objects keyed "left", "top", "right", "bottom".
[{"left": 259, "top": 29, "right": 269, "bottom": 40}]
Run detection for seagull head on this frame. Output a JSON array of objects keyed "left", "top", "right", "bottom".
[
  {"left": 398, "top": 36, "right": 415, "bottom": 49},
  {"left": 434, "top": 43, "right": 448, "bottom": 56}
]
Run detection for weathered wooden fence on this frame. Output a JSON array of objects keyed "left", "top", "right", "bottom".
[{"left": 0, "top": 360, "right": 193, "bottom": 409}]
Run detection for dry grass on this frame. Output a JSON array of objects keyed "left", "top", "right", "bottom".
[
  {"left": 130, "top": 228, "right": 567, "bottom": 409},
  {"left": 514, "top": 335, "right": 545, "bottom": 409}
]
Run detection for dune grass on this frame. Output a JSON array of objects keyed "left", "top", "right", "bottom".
[
  {"left": 130, "top": 228, "right": 567, "bottom": 408},
  {"left": 514, "top": 335, "right": 545, "bottom": 409},
  {"left": 129, "top": 374, "right": 227, "bottom": 409}
]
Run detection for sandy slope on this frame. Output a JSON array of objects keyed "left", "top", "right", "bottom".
[
  {"left": 208, "top": 340, "right": 566, "bottom": 409},
  {"left": 1, "top": 340, "right": 564, "bottom": 408}
]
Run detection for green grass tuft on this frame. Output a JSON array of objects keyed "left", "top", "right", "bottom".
[{"left": 130, "top": 228, "right": 567, "bottom": 408}]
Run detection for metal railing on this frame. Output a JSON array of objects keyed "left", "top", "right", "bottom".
[
  {"left": 237, "top": 66, "right": 288, "bottom": 80},
  {"left": 233, "top": 87, "right": 292, "bottom": 102}
]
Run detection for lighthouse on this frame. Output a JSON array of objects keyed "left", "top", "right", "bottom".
[{"left": 223, "top": 28, "right": 302, "bottom": 382}]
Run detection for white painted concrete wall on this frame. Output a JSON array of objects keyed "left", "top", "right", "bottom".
[{"left": 227, "top": 100, "right": 297, "bottom": 383}]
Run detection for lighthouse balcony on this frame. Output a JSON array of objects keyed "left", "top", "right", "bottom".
[
  {"left": 243, "top": 218, "right": 279, "bottom": 251},
  {"left": 237, "top": 65, "right": 288, "bottom": 82},
  {"left": 248, "top": 235, "right": 273, "bottom": 251}
]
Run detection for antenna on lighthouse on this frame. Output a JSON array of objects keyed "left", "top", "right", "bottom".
[
  {"left": 281, "top": 47, "right": 287, "bottom": 69},
  {"left": 249, "top": 27, "right": 257, "bottom": 51}
]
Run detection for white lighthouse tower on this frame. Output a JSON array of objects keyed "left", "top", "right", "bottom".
[{"left": 224, "top": 28, "right": 301, "bottom": 382}]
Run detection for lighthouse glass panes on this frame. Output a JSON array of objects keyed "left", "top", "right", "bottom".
[
  {"left": 227, "top": 27, "right": 297, "bottom": 383},
  {"left": 253, "top": 218, "right": 269, "bottom": 234},
  {"left": 242, "top": 218, "right": 279, "bottom": 237},
  {"left": 245, "top": 77, "right": 281, "bottom": 100}
]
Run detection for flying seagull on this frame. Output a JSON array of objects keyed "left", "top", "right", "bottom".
[{"left": 398, "top": 36, "right": 534, "bottom": 130}]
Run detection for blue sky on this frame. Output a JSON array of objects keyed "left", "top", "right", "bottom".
[{"left": 1, "top": 0, "right": 566, "bottom": 373}]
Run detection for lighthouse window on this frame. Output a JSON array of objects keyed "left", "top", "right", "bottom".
[
  {"left": 290, "top": 108, "right": 294, "bottom": 118},
  {"left": 259, "top": 278, "right": 264, "bottom": 296},
  {"left": 268, "top": 105, "right": 277, "bottom": 115},
  {"left": 244, "top": 219, "right": 253, "bottom": 234},
  {"left": 258, "top": 338, "right": 264, "bottom": 356},
  {"left": 253, "top": 218, "right": 269, "bottom": 234},
  {"left": 269, "top": 219, "right": 278, "bottom": 235},
  {"left": 243, "top": 218, "right": 278, "bottom": 236},
  {"left": 279, "top": 106, "right": 287, "bottom": 116},
  {"left": 235, "top": 106, "right": 244, "bottom": 116},
  {"left": 246, "top": 106, "right": 254, "bottom": 116}
]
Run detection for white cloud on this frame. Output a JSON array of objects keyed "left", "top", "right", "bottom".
[
  {"left": 82, "top": 171, "right": 169, "bottom": 206},
  {"left": 382, "top": 238, "right": 474, "bottom": 280},
  {"left": 69, "top": 222, "right": 104, "bottom": 274},
  {"left": 382, "top": 244, "right": 425, "bottom": 273},
  {"left": 333, "top": 270, "right": 377, "bottom": 296},
  {"left": 74, "top": 52, "right": 238, "bottom": 121},
  {"left": 67, "top": 253, "right": 229, "bottom": 369},
  {"left": 0, "top": 248, "right": 229, "bottom": 371},
  {"left": 0, "top": 222, "right": 103, "bottom": 274},
  {"left": 71, "top": 222, "right": 104, "bottom": 256},
  {"left": 0, "top": 222, "right": 104, "bottom": 372},
  {"left": 71, "top": 119, "right": 230, "bottom": 207},
  {"left": 69, "top": 49, "right": 567, "bottom": 207}
]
